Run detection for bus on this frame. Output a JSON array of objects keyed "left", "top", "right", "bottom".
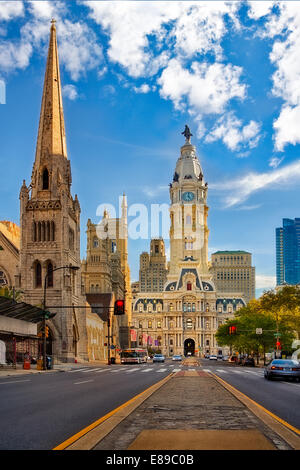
[{"left": 120, "top": 348, "right": 148, "bottom": 364}]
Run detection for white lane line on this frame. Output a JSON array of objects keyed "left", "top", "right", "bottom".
[
  {"left": 216, "top": 369, "right": 228, "bottom": 373},
  {"left": 125, "top": 367, "right": 140, "bottom": 373},
  {"left": 157, "top": 368, "right": 167, "bottom": 372},
  {"left": 111, "top": 368, "right": 127, "bottom": 373},
  {"left": 74, "top": 379, "right": 94, "bottom": 385},
  {"left": 141, "top": 368, "right": 154, "bottom": 372},
  {"left": 69, "top": 368, "right": 91, "bottom": 373},
  {"left": 188, "top": 368, "right": 196, "bottom": 371},
  {"left": 0, "top": 380, "right": 31, "bottom": 385},
  {"left": 81, "top": 368, "right": 103, "bottom": 373},
  {"left": 94, "top": 369, "right": 107, "bottom": 373},
  {"left": 173, "top": 368, "right": 181, "bottom": 372},
  {"left": 231, "top": 370, "right": 243, "bottom": 374},
  {"left": 202, "top": 369, "right": 211, "bottom": 373}
]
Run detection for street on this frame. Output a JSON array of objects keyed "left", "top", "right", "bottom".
[{"left": 0, "top": 359, "right": 299, "bottom": 450}]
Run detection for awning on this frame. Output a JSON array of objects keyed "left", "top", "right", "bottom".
[{"left": 0, "top": 296, "right": 45, "bottom": 323}]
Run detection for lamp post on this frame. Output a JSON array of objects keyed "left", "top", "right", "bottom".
[{"left": 42, "top": 264, "right": 79, "bottom": 370}]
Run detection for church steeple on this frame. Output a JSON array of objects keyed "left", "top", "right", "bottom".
[{"left": 34, "top": 19, "right": 67, "bottom": 168}]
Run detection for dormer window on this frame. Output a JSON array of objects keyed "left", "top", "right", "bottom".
[{"left": 42, "top": 168, "right": 49, "bottom": 190}]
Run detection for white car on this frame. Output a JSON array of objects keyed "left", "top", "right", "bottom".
[{"left": 209, "top": 355, "right": 218, "bottom": 360}]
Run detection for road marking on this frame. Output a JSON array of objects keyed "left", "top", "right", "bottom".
[
  {"left": 173, "top": 368, "right": 181, "bottom": 372},
  {"left": 53, "top": 373, "right": 173, "bottom": 450},
  {"left": 157, "top": 368, "right": 167, "bottom": 372},
  {"left": 216, "top": 369, "right": 228, "bottom": 373},
  {"left": 81, "top": 368, "right": 103, "bottom": 373},
  {"left": 231, "top": 370, "right": 243, "bottom": 374},
  {"left": 73, "top": 380, "right": 94, "bottom": 385},
  {"left": 202, "top": 369, "right": 211, "bottom": 373},
  {"left": 188, "top": 368, "right": 196, "bottom": 371},
  {"left": 110, "top": 368, "right": 126, "bottom": 372},
  {"left": 141, "top": 368, "right": 153, "bottom": 372},
  {"left": 210, "top": 371, "right": 300, "bottom": 436},
  {"left": 125, "top": 367, "right": 140, "bottom": 373},
  {"left": 94, "top": 369, "right": 107, "bottom": 373},
  {"left": 0, "top": 379, "right": 31, "bottom": 385},
  {"left": 69, "top": 368, "right": 91, "bottom": 373}
]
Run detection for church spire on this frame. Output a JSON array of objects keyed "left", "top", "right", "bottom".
[{"left": 34, "top": 19, "right": 67, "bottom": 167}]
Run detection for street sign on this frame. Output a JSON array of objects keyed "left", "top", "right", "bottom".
[
  {"left": 256, "top": 328, "right": 262, "bottom": 334},
  {"left": 274, "top": 333, "right": 282, "bottom": 337},
  {"left": 110, "top": 345, "right": 115, "bottom": 349}
]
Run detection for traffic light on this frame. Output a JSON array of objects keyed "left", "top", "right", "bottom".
[
  {"left": 229, "top": 325, "right": 237, "bottom": 335},
  {"left": 45, "top": 326, "right": 49, "bottom": 338},
  {"left": 276, "top": 340, "right": 282, "bottom": 350},
  {"left": 114, "top": 299, "right": 125, "bottom": 315}
]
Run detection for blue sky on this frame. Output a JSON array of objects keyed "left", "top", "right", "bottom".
[{"left": 1, "top": 1, "right": 300, "bottom": 296}]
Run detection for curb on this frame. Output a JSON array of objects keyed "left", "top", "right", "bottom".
[{"left": 210, "top": 371, "right": 300, "bottom": 450}]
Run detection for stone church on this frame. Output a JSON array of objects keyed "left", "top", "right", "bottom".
[{"left": 15, "top": 20, "right": 88, "bottom": 363}]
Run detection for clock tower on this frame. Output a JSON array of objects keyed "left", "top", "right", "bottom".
[{"left": 169, "top": 127, "right": 209, "bottom": 276}]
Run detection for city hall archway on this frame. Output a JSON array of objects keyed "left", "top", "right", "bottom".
[{"left": 184, "top": 338, "right": 195, "bottom": 356}]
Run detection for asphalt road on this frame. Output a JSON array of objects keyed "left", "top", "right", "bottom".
[
  {"left": 200, "top": 358, "right": 300, "bottom": 429},
  {"left": 0, "top": 358, "right": 299, "bottom": 450},
  {"left": 0, "top": 361, "right": 175, "bottom": 450}
]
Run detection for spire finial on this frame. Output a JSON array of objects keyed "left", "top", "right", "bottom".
[
  {"left": 51, "top": 18, "right": 56, "bottom": 28},
  {"left": 181, "top": 125, "right": 193, "bottom": 143}
]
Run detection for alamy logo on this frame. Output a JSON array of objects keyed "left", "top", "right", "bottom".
[{"left": 0, "top": 80, "right": 6, "bottom": 104}]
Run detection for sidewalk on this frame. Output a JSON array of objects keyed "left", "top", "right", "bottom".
[{"left": 63, "top": 358, "right": 300, "bottom": 451}]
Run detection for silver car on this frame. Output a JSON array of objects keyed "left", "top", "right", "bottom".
[
  {"left": 153, "top": 354, "right": 165, "bottom": 363},
  {"left": 264, "top": 359, "right": 300, "bottom": 382}
]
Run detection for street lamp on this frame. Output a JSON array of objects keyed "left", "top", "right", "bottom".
[{"left": 42, "top": 264, "right": 80, "bottom": 370}]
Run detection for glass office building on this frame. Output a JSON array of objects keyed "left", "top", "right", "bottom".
[{"left": 276, "top": 218, "right": 300, "bottom": 285}]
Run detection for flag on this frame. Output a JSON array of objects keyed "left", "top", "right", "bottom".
[
  {"left": 154, "top": 340, "right": 158, "bottom": 346},
  {"left": 142, "top": 333, "right": 148, "bottom": 345},
  {"left": 148, "top": 336, "right": 153, "bottom": 346},
  {"left": 130, "top": 329, "right": 137, "bottom": 342}
]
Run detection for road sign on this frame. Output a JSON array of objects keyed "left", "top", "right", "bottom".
[
  {"left": 274, "top": 333, "right": 282, "bottom": 337},
  {"left": 110, "top": 345, "right": 115, "bottom": 349},
  {"left": 256, "top": 328, "right": 262, "bottom": 334}
]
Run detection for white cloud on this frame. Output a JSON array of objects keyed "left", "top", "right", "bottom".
[
  {"left": 257, "top": 2, "right": 300, "bottom": 150},
  {"left": 256, "top": 274, "right": 276, "bottom": 289},
  {"left": 247, "top": 1, "right": 275, "bottom": 20},
  {"left": 62, "top": 84, "right": 78, "bottom": 101},
  {"left": 133, "top": 83, "right": 151, "bottom": 94},
  {"left": 0, "top": 41, "right": 32, "bottom": 71},
  {"left": 212, "top": 159, "right": 300, "bottom": 207},
  {"left": 206, "top": 113, "right": 261, "bottom": 151},
  {"left": 269, "top": 155, "right": 284, "bottom": 168},
  {"left": 0, "top": 1, "right": 24, "bottom": 21},
  {"left": 158, "top": 59, "right": 245, "bottom": 119}
]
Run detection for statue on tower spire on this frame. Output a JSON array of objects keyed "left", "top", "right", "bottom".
[{"left": 181, "top": 125, "right": 193, "bottom": 143}]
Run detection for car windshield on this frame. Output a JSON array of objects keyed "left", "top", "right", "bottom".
[
  {"left": 155, "top": 354, "right": 163, "bottom": 357},
  {"left": 272, "top": 360, "right": 298, "bottom": 366}
]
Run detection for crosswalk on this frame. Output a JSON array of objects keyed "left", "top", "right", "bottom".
[{"left": 68, "top": 364, "right": 266, "bottom": 378}]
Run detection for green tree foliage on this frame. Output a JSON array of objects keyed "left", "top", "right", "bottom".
[
  {"left": 216, "top": 298, "right": 296, "bottom": 363},
  {"left": 0, "top": 286, "right": 23, "bottom": 302}
]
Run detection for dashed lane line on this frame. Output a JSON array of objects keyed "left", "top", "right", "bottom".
[
  {"left": 74, "top": 380, "right": 94, "bottom": 385},
  {"left": 0, "top": 379, "right": 31, "bottom": 385}
]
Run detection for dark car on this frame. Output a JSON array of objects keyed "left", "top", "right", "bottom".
[
  {"left": 242, "top": 357, "right": 255, "bottom": 367},
  {"left": 264, "top": 359, "right": 300, "bottom": 382}
]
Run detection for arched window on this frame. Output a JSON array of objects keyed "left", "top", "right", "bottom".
[
  {"left": 35, "top": 262, "right": 42, "bottom": 288},
  {"left": 47, "top": 262, "right": 53, "bottom": 287},
  {"left": 51, "top": 221, "right": 55, "bottom": 241},
  {"left": 93, "top": 237, "right": 99, "bottom": 248},
  {"left": 42, "top": 168, "right": 49, "bottom": 190},
  {"left": 46, "top": 221, "right": 50, "bottom": 241},
  {"left": 38, "top": 222, "right": 41, "bottom": 242},
  {"left": 0, "top": 269, "right": 8, "bottom": 286}
]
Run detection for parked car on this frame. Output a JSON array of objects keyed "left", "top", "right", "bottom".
[
  {"left": 228, "top": 355, "right": 238, "bottom": 363},
  {"left": 209, "top": 355, "right": 218, "bottom": 360},
  {"left": 153, "top": 354, "right": 165, "bottom": 363},
  {"left": 242, "top": 357, "right": 255, "bottom": 367},
  {"left": 172, "top": 355, "right": 182, "bottom": 361},
  {"left": 222, "top": 355, "right": 229, "bottom": 361},
  {"left": 217, "top": 354, "right": 223, "bottom": 360},
  {"left": 204, "top": 354, "right": 210, "bottom": 359},
  {"left": 264, "top": 359, "right": 300, "bottom": 381}
]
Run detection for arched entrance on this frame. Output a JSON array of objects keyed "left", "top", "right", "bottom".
[{"left": 184, "top": 338, "right": 195, "bottom": 356}]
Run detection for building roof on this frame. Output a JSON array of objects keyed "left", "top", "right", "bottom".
[
  {"left": 0, "top": 296, "right": 46, "bottom": 323},
  {"left": 212, "top": 250, "right": 251, "bottom": 255}
]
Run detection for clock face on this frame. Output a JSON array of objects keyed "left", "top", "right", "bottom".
[{"left": 182, "top": 191, "right": 194, "bottom": 202}]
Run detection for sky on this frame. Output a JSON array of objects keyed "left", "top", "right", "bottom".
[{"left": 1, "top": 1, "right": 300, "bottom": 297}]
